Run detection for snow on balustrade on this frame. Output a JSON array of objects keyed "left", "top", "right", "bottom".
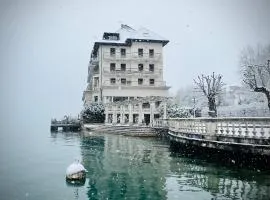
[{"left": 153, "top": 117, "right": 270, "bottom": 139}]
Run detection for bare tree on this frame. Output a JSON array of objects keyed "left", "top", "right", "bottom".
[
  {"left": 240, "top": 44, "right": 270, "bottom": 111},
  {"left": 194, "top": 72, "right": 224, "bottom": 117}
]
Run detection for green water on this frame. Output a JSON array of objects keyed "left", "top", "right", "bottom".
[{"left": 1, "top": 127, "right": 270, "bottom": 200}]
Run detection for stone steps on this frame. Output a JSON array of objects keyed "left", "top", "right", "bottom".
[{"left": 84, "top": 124, "right": 156, "bottom": 136}]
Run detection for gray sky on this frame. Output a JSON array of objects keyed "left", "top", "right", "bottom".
[{"left": 0, "top": 0, "right": 270, "bottom": 122}]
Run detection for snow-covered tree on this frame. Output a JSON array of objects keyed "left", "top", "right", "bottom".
[
  {"left": 159, "top": 103, "right": 191, "bottom": 118},
  {"left": 81, "top": 103, "right": 105, "bottom": 123},
  {"left": 240, "top": 44, "right": 270, "bottom": 111},
  {"left": 194, "top": 72, "right": 225, "bottom": 117}
]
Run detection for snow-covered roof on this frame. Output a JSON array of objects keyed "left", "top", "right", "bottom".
[
  {"left": 92, "top": 24, "right": 169, "bottom": 55},
  {"left": 116, "top": 24, "right": 168, "bottom": 42}
]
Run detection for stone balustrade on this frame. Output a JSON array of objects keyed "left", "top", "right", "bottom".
[{"left": 153, "top": 117, "right": 270, "bottom": 139}]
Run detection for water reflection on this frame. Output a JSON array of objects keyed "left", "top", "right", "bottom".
[
  {"left": 168, "top": 148, "right": 270, "bottom": 199},
  {"left": 51, "top": 132, "right": 270, "bottom": 200},
  {"left": 80, "top": 135, "right": 170, "bottom": 200}
]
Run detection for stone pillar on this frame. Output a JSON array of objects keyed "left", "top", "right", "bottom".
[
  {"left": 138, "top": 102, "right": 143, "bottom": 125},
  {"left": 129, "top": 103, "right": 133, "bottom": 124},
  {"left": 150, "top": 101, "right": 155, "bottom": 126},
  {"left": 105, "top": 111, "right": 108, "bottom": 124},
  {"left": 120, "top": 105, "right": 124, "bottom": 124},
  {"left": 112, "top": 105, "right": 117, "bottom": 124},
  {"left": 205, "top": 120, "right": 217, "bottom": 140},
  {"left": 163, "top": 102, "right": 167, "bottom": 119}
]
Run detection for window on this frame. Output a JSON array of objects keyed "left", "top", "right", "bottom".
[
  {"left": 121, "top": 64, "right": 126, "bottom": 71},
  {"left": 110, "top": 63, "right": 116, "bottom": 71},
  {"left": 138, "top": 64, "right": 143, "bottom": 71},
  {"left": 93, "top": 65, "right": 99, "bottom": 73},
  {"left": 108, "top": 35, "right": 118, "bottom": 40},
  {"left": 155, "top": 101, "right": 161, "bottom": 108},
  {"left": 121, "top": 78, "right": 126, "bottom": 85},
  {"left": 94, "top": 96, "right": 98, "bottom": 102},
  {"left": 150, "top": 79, "right": 155, "bottom": 85},
  {"left": 110, "top": 48, "right": 115, "bottom": 56},
  {"left": 149, "top": 49, "right": 154, "bottom": 57},
  {"left": 94, "top": 77, "right": 99, "bottom": 87},
  {"left": 138, "top": 78, "right": 143, "bottom": 85},
  {"left": 149, "top": 64, "right": 154, "bottom": 72},
  {"left": 110, "top": 78, "right": 116, "bottom": 84},
  {"left": 138, "top": 48, "right": 143, "bottom": 57},
  {"left": 142, "top": 103, "right": 150, "bottom": 108},
  {"left": 121, "top": 48, "right": 126, "bottom": 56}
]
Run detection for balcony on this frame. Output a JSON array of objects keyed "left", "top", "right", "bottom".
[
  {"left": 102, "top": 52, "right": 161, "bottom": 62},
  {"left": 102, "top": 80, "right": 168, "bottom": 88},
  {"left": 102, "top": 68, "right": 163, "bottom": 78},
  {"left": 90, "top": 56, "right": 99, "bottom": 65}
]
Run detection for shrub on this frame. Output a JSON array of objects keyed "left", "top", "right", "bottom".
[
  {"left": 159, "top": 103, "right": 191, "bottom": 118},
  {"left": 81, "top": 103, "right": 105, "bottom": 123}
]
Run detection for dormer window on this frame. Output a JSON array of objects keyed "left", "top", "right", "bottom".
[{"left": 103, "top": 32, "right": 120, "bottom": 40}]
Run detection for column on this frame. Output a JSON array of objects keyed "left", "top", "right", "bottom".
[
  {"left": 120, "top": 105, "right": 124, "bottom": 124},
  {"left": 105, "top": 110, "right": 108, "bottom": 124},
  {"left": 150, "top": 102, "right": 155, "bottom": 126},
  {"left": 138, "top": 102, "right": 143, "bottom": 125},
  {"left": 129, "top": 103, "right": 133, "bottom": 124},
  {"left": 112, "top": 105, "right": 117, "bottom": 124},
  {"left": 163, "top": 102, "right": 167, "bottom": 119}
]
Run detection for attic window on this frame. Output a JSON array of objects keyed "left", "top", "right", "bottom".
[{"left": 103, "top": 32, "right": 119, "bottom": 40}]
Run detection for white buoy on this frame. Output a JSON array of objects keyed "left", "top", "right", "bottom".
[{"left": 66, "top": 160, "right": 87, "bottom": 181}]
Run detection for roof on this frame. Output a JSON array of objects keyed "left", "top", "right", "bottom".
[{"left": 92, "top": 24, "right": 169, "bottom": 55}]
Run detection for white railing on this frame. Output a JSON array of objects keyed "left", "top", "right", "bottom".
[
  {"left": 90, "top": 57, "right": 99, "bottom": 64},
  {"left": 103, "top": 69, "right": 162, "bottom": 76},
  {"left": 102, "top": 80, "right": 167, "bottom": 87},
  {"left": 102, "top": 52, "right": 162, "bottom": 61},
  {"left": 153, "top": 117, "right": 270, "bottom": 139}
]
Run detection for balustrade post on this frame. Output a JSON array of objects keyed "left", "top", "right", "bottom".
[
  {"left": 244, "top": 122, "right": 249, "bottom": 137},
  {"left": 260, "top": 123, "right": 265, "bottom": 138},
  {"left": 226, "top": 122, "right": 230, "bottom": 135},
  {"left": 232, "top": 123, "right": 236, "bottom": 136},
  {"left": 252, "top": 123, "right": 257, "bottom": 138},
  {"left": 205, "top": 120, "right": 217, "bottom": 136}
]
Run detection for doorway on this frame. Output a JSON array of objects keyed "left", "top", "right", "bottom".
[{"left": 144, "top": 114, "right": 150, "bottom": 125}]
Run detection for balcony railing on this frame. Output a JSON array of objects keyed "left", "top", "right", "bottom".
[
  {"left": 102, "top": 80, "right": 168, "bottom": 87},
  {"left": 153, "top": 117, "right": 270, "bottom": 139},
  {"left": 90, "top": 57, "right": 99, "bottom": 65},
  {"left": 102, "top": 52, "right": 162, "bottom": 61},
  {"left": 103, "top": 68, "right": 162, "bottom": 77}
]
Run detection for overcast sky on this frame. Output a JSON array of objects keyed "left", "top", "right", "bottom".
[{"left": 0, "top": 0, "right": 270, "bottom": 124}]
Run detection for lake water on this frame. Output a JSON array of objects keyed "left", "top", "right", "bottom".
[{"left": 1, "top": 125, "right": 270, "bottom": 200}]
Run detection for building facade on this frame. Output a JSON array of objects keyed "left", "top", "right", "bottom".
[{"left": 82, "top": 24, "right": 170, "bottom": 125}]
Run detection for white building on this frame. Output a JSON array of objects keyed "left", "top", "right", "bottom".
[{"left": 82, "top": 24, "right": 170, "bottom": 125}]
